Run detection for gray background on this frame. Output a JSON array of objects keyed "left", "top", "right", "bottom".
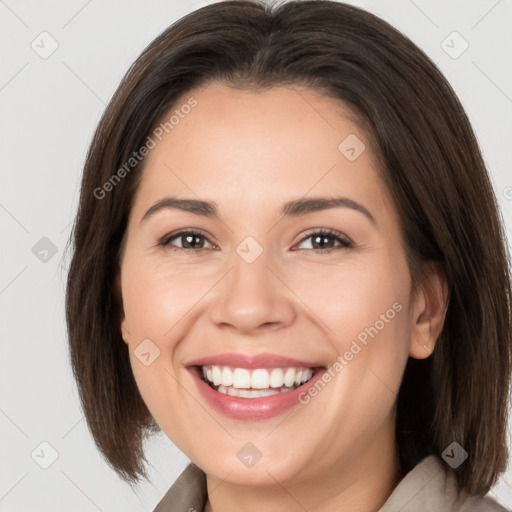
[{"left": 1, "top": 0, "right": 511, "bottom": 510}]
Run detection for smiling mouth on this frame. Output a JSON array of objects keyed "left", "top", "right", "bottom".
[{"left": 196, "top": 365, "right": 323, "bottom": 399}]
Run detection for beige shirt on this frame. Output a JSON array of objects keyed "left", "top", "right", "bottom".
[{"left": 153, "top": 455, "right": 510, "bottom": 512}]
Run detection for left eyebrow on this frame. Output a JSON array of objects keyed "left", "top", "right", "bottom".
[{"left": 281, "top": 197, "right": 376, "bottom": 226}]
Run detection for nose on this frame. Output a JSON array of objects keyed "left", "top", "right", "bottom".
[{"left": 209, "top": 249, "right": 296, "bottom": 334}]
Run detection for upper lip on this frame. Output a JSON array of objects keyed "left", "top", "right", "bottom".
[{"left": 186, "top": 352, "right": 323, "bottom": 369}]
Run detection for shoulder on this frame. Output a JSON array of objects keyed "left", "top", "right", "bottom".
[
  {"left": 460, "top": 495, "right": 511, "bottom": 512},
  {"left": 153, "top": 462, "right": 207, "bottom": 512},
  {"left": 379, "top": 455, "right": 510, "bottom": 512}
]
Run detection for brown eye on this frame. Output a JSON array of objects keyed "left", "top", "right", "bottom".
[
  {"left": 178, "top": 233, "right": 206, "bottom": 249},
  {"left": 295, "top": 230, "right": 353, "bottom": 252},
  {"left": 310, "top": 234, "right": 337, "bottom": 249},
  {"left": 160, "top": 231, "right": 214, "bottom": 251}
]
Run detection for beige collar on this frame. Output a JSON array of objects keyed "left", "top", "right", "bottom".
[{"left": 153, "top": 455, "right": 508, "bottom": 512}]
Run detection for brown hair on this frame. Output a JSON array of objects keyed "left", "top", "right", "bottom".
[{"left": 65, "top": 0, "right": 512, "bottom": 496}]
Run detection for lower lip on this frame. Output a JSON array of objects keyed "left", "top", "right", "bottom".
[{"left": 188, "top": 367, "right": 326, "bottom": 420}]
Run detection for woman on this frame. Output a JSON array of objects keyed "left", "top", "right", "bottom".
[{"left": 65, "top": 1, "right": 512, "bottom": 510}]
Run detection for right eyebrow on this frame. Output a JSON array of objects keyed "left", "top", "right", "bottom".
[{"left": 140, "top": 197, "right": 219, "bottom": 224}]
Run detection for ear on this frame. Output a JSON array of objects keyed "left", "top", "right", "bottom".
[
  {"left": 409, "top": 262, "right": 449, "bottom": 359},
  {"left": 115, "top": 270, "right": 130, "bottom": 345}
]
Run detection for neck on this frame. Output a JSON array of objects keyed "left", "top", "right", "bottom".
[{"left": 204, "top": 420, "right": 402, "bottom": 512}]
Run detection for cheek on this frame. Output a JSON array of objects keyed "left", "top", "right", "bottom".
[
  {"left": 286, "top": 251, "right": 411, "bottom": 407},
  {"left": 120, "top": 261, "right": 182, "bottom": 403},
  {"left": 286, "top": 252, "right": 410, "bottom": 349},
  {"left": 121, "top": 255, "right": 216, "bottom": 342},
  {"left": 120, "top": 256, "right": 220, "bottom": 427}
]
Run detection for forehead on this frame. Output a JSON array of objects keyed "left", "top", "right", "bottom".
[{"left": 132, "top": 83, "right": 388, "bottom": 217}]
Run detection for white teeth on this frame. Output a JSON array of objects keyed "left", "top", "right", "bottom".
[
  {"left": 251, "top": 369, "right": 269, "bottom": 389},
  {"left": 232, "top": 368, "right": 251, "bottom": 389},
  {"left": 304, "top": 368, "right": 314, "bottom": 382},
  {"left": 222, "top": 367, "right": 233, "bottom": 386},
  {"left": 201, "top": 365, "right": 316, "bottom": 395},
  {"left": 212, "top": 366, "right": 222, "bottom": 386},
  {"left": 284, "top": 368, "right": 296, "bottom": 387},
  {"left": 269, "top": 368, "right": 284, "bottom": 388},
  {"left": 227, "top": 386, "right": 239, "bottom": 396},
  {"left": 217, "top": 385, "right": 281, "bottom": 398}
]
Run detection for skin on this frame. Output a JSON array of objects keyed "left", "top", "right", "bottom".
[{"left": 118, "top": 83, "right": 448, "bottom": 512}]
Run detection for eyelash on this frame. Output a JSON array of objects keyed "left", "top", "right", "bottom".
[{"left": 158, "top": 228, "right": 354, "bottom": 254}]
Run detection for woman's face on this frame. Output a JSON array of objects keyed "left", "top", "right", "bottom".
[{"left": 118, "top": 83, "right": 422, "bottom": 486}]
